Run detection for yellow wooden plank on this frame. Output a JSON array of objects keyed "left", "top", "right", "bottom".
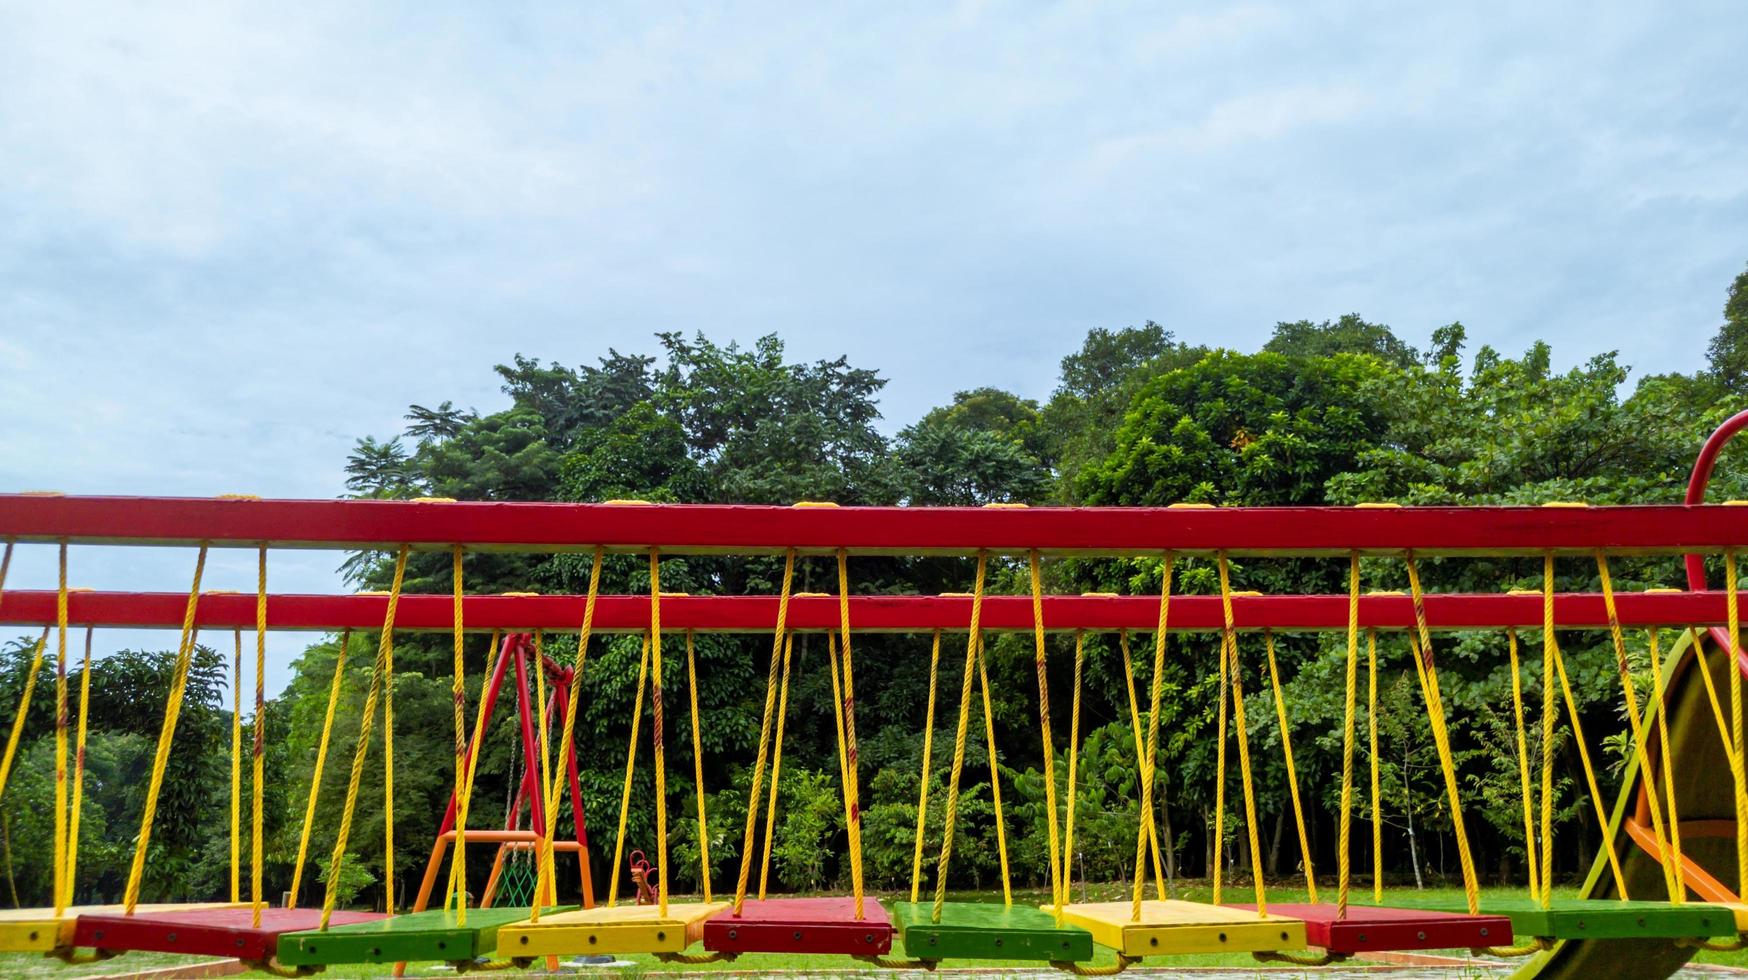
[
  {"left": 1709, "top": 902, "right": 1748, "bottom": 933},
  {"left": 496, "top": 902, "right": 728, "bottom": 956},
  {"left": 1046, "top": 900, "right": 1307, "bottom": 957},
  {"left": 0, "top": 904, "right": 238, "bottom": 953}
]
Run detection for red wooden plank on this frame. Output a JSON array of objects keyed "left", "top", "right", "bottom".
[
  {"left": 1226, "top": 904, "right": 1511, "bottom": 954},
  {"left": 73, "top": 908, "right": 384, "bottom": 961},
  {"left": 0, "top": 589, "right": 1734, "bottom": 634},
  {"left": 702, "top": 897, "right": 892, "bottom": 955},
  {"left": 4, "top": 494, "right": 1748, "bottom": 556}
]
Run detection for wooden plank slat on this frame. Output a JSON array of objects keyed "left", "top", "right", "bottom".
[
  {"left": 889, "top": 901, "right": 1093, "bottom": 962},
  {"left": 702, "top": 897, "right": 892, "bottom": 955}
]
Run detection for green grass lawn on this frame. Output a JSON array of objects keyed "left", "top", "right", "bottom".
[{"left": 1, "top": 882, "right": 1745, "bottom": 976}]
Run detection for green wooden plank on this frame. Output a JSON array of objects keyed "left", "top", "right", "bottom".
[
  {"left": 277, "top": 906, "right": 572, "bottom": 965},
  {"left": 1375, "top": 897, "right": 1731, "bottom": 941},
  {"left": 889, "top": 901, "right": 1093, "bottom": 962}
]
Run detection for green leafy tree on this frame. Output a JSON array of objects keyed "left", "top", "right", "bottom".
[
  {"left": 1707, "top": 263, "right": 1748, "bottom": 395},
  {"left": 1264, "top": 314, "right": 1419, "bottom": 367}
]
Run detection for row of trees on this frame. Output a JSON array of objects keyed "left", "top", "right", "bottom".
[{"left": 4, "top": 265, "right": 1746, "bottom": 911}]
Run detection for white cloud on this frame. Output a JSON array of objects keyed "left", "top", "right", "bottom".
[{"left": 1, "top": 0, "right": 1746, "bottom": 688}]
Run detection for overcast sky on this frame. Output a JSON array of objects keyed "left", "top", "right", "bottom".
[{"left": 2, "top": 2, "right": 1745, "bottom": 689}]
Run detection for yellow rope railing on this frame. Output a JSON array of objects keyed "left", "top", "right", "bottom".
[
  {"left": 836, "top": 549, "right": 868, "bottom": 919},
  {"left": 289, "top": 629, "right": 351, "bottom": 907},
  {"left": 909, "top": 631, "right": 941, "bottom": 904},
  {"left": 1026, "top": 552, "right": 1064, "bottom": 918},
  {"left": 1336, "top": 555, "right": 1359, "bottom": 917},
  {"left": 530, "top": 547, "right": 603, "bottom": 921},
  {"left": 1117, "top": 631, "right": 1167, "bottom": 900},
  {"left": 606, "top": 633, "right": 652, "bottom": 909},
  {"left": 1130, "top": 555, "right": 1173, "bottom": 923},
  {"left": 757, "top": 634, "right": 795, "bottom": 900},
  {"left": 1263, "top": 628, "right": 1315, "bottom": 904},
  {"left": 318, "top": 545, "right": 408, "bottom": 929},
  {"left": 1403, "top": 553, "right": 1480, "bottom": 915},
  {"left": 124, "top": 545, "right": 209, "bottom": 914},
  {"left": 731, "top": 550, "right": 794, "bottom": 914},
  {"left": 1214, "top": 554, "right": 1267, "bottom": 917},
  {"left": 932, "top": 552, "right": 987, "bottom": 924}
]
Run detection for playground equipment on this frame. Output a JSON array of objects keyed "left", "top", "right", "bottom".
[{"left": 7, "top": 413, "right": 1748, "bottom": 976}]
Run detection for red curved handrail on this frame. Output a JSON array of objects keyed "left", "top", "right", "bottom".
[{"left": 1684, "top": 408, "right": 1748, "bottom": 672}]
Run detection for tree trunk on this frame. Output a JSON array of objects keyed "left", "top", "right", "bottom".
[
  {"left": 1267, "top": 809, "right": 1285, "bottom": 878},
  {"left": 1202, "top": 805, "right": 1213, "bottom": 880},
  {"left": 1403, "top": 745, "right": 1424, "bottom": 890},
  {"left": 1161, "top": 791, "right": 1178, "bottom": 884},
  {"left": 1236, "top": 823, "right": 1250, "bottom": 883}
]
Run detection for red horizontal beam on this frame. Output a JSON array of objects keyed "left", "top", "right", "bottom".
[
  {"left": 2, "top": 494, "right": 1748, "bottom": 556},
  {"left": 0, "top": 589, "right": 1732, "bottom": 634}
]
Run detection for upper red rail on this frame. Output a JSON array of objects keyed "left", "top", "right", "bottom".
[
  {"left": 2, "top": 494, "right": 1747, "bottom": 556},
  {"left": 0, "top": 589, "right": 1730, "bottom": 634}
]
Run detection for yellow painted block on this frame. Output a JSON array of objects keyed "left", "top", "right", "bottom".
[
  {"left": 0, "top": 904, "right": 236, "bottom": 953},
  {"left": 1045, "top": 900, "right": 1307, "bottom": 957},
  {"left": 496, "top": 902, "right": 728, "bottom": 956},
  {"left": 1710, "top": 902, "right": 1748, "bottom": 933}
]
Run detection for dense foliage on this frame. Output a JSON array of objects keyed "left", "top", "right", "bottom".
[{"left": 4, "top": 265, "right": 1747, "bottom": 911}]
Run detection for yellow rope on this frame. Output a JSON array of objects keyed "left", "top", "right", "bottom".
[
  {"left": 1549, "top": 628, "right": 1628, "bottom": 898},
  {"left": 732, "top": 550, "right": 794, "bottom": 913},
  {"left": 0, "top": 546, "right": 30, "bottom": 804},
  {"left": 827, "top": 634, "right": 857, "bottom": 887},
  {"left": 53, "top": 542, "right": 68, "bottom": 916},
  {"left": 63, "top": 626, "right": 94, "bottom": 911},
  {"left": 1539, "top": 556, "right": 1627, "bottom": 900},
  {"left": 384, "top": 573, "right": 398, "bottom": 917},
  {"left": 1729, "top": 551, "right": 1747, "bottom": 897},
  {"left": 319, "top": 545, "right": 408, "bottom": 929},
  {"left": 932, "top": 553, "right": 987, "bottom": 924},
  {"left": 1506, "top": 630, "right": 1540, "bottom": 902},
  {"left": 649, "top": 551, "right": 669, "bottom": 916},
  {"left": 1051, "top": 954, "right": 1138, "bottom": 975},
  {"left": 231, "top": 628, "right": 243, "bottom": 905},
  {"left": 0, "top": 630, "right": 47, "bottom": 803},
  {"left": 757, "top": 634, "right": 794, "bottom": 900},
  {"left": 1594, "top": 553, "right": 1676, "bottom": 900},
  {"left": 1257, "top": 949, "right": 1350, "bottom": 967},
  {"left": 289, "top": 629, "right": 350, "bottom": 907},
  {"left": 1368, "top": 628, "right": 1381, "bottom": 904},
  {"left": 531, "top": 631, "right": 554, "bottom": 899},
  {"left": 1215, "top": 555, "right": 1267, "bottom": 917},
  {"left": 531, "top": 547, "right": 603, "bottom": 921},
  {"left": 450, "top": 547, "right": 468, "bottom": 925},
  {"left": 1538, "top": 566, "right": 1556, "bottom": 908},
  {"left": 974, "top": 631, "right": 1011, "bottom": 906},
  {"left": 1403, "top": 553, "right": 1480, "bottom": 915},
  {"left": 252, "top": 548, "right": 267, "bottom": 927},
  {"left": 606, "top": 633, "right": 652, "bottom": 909},
  {"left": 1647, "top": 626, "right": 1686, "bottom": 900},
  {"left": 1129, "top": 556, "right": 1172, "bottom": 923},
  {"left": 909, "top": 630, "right": 941, "bottom": 904},
  {"left": 1337, "top": 556, "right": 1359, "bottom": 917},
  {"left": 1213, "top": 590, "right": 1229, "bottom": 907},
  {"left": 1690, "top": 630, "right": 1737, "bottom": 766},
  {"left": 1062, "top": 632, "right": 1085, "bottom": 911},
  {"left": 1117, "top": 631, "right": 1167, "bottom": 900},
  {"left": 1264, "top": 628, "right": 1315, "bottom": 904},
  {"left": 1026, "top": 552, "right": 1064, "bottom": 918},
  {"left": 657, "top": 950, "right": 738, "bottom": 964},
  {"left": 685, "top": 631, "right": 712, "bottom": 902},
  {"left": 836, "top": 549, "right": 867, "bottom": 919},
  {"left": 448, "top": 628, "right": 505, "bottom": 913},
  {"left": 124, "top": 544, "right": 209, "bottom": 914}
]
